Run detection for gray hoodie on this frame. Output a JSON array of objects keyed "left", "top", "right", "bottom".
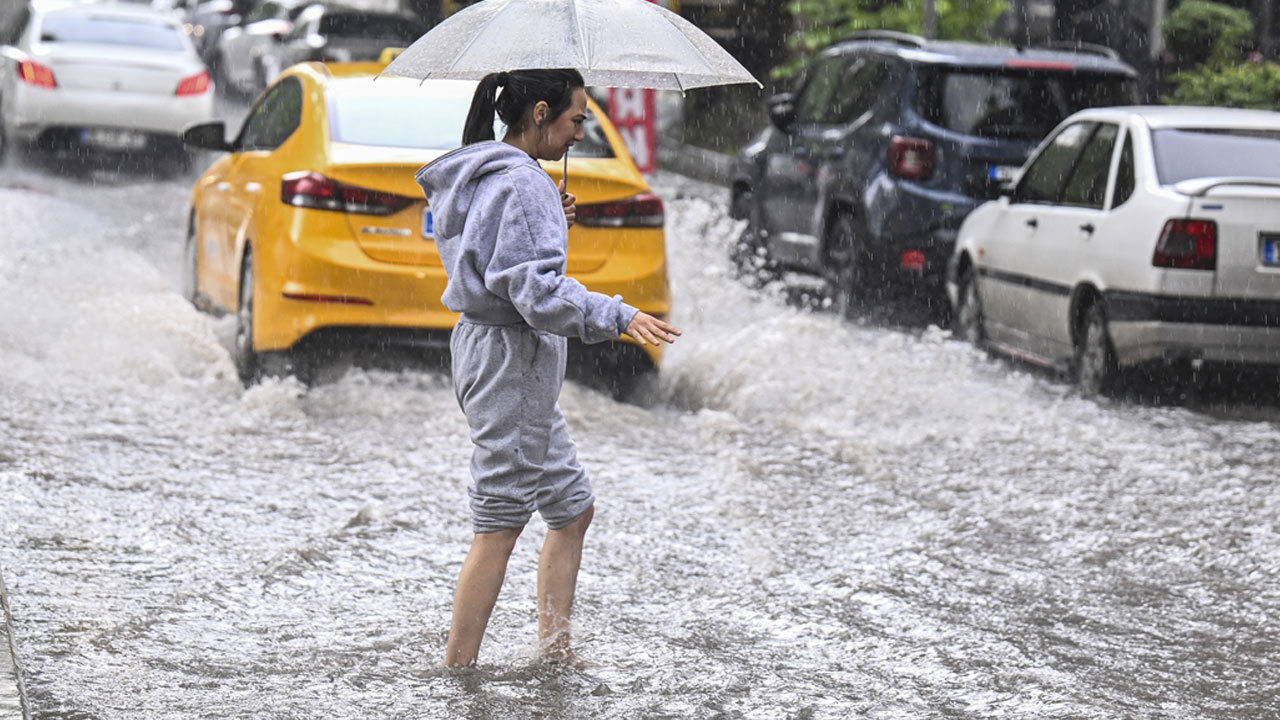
[{"left": 416, "top": 141, "right": 638, "bottom": 344}]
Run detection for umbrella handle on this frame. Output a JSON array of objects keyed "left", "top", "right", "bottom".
[{"left": 561, "top": 153, "right": 569, "bottom": 199}]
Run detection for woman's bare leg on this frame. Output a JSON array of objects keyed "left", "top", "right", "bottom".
[
  {"left": 537, "top": 505, "right": 594, "bottom": 665},
  {"left": 445, "top": 527, "right": 523, "bottom": 667}
]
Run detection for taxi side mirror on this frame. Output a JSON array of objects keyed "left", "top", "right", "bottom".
[{"left": 182, "top": 121, "right": 232, "bottom": 152}]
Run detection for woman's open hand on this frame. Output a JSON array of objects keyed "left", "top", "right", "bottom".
[{"left": 625, "top": 312, "right": 681, "bottom": 346}]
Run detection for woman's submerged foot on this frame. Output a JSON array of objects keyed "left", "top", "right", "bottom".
[{"left": 539, "top": 645, "right": 591, "bottom": 670}]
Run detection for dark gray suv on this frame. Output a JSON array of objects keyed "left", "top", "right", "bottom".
[{"left": 729, "top": 31, "right": 1137, "bottom": 316}]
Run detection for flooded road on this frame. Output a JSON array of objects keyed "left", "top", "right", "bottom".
[{"left": 1, "top": 156, "right": 1278, "bottom": 719}]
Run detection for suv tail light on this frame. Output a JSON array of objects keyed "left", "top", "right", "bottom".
[
  {"left": 1153, "top": 219, "right": 1217, "bottom": 270},
  {"left": 19, "top": 59, "right": 56, "bottom": 89},
  {"left": 175, "top": 71, "right": 211, "bottom": 96},
  {"left": 280, "top": 172, "right": 414, "bottom": 216},
  {"left": 888, "top": 136, "right": 934, "bottom": 181},
  {"left": 578, "top": 193, "right": 664, "bottom": 228}
]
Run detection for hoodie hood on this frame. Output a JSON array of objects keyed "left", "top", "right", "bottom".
[{"left": 416, "top": 141, "right": 538, "bottom": 240}]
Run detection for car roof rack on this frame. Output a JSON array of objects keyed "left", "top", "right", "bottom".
[
  {"left": 1037, "top": 41, "right": 1120, "bottom": 61},
  {"left": 840, "top": 30, "right": 927, "bottom": 48}
]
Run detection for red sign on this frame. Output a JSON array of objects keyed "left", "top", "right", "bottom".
[
  {"left": 608, "top": 86, "right": 656, "bottom": 174},
  {"left": 608, "top": 0, "right": 658, "bottom": 174}
]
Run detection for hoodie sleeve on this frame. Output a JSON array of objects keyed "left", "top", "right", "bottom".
[{"left": 478, "top": 168, "right": 638, "bottom": 343}]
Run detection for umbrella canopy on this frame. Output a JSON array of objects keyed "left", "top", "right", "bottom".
[{"left": 379, "top": 0, "right": 760, "bottom": 91}]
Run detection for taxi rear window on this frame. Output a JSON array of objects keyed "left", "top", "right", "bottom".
[{"left": 327, "top": 78, "right": 615, "bottom": 158}]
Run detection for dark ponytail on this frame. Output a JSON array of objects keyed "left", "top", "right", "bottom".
[{"left": 462, "top": 68, "right": 585, "bottom": 145}]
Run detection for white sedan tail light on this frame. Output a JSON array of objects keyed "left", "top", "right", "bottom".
[{"left": 1153, "top": 219, "right": 1217, "bottom": 271}]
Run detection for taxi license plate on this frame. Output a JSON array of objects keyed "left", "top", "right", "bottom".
[
  {"left": 422, "top": 208, "right": 434, "bottom": 238},
  {"left": 81, "top": 128, "right": 148, "bottom": 150}
]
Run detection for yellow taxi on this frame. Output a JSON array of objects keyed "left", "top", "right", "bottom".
[{"left": 181, "top": 57, "right": 670, "bottom": 394}]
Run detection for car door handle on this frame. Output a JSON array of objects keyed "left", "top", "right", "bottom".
[
  {"left": 1025, "top": 218, "right": 1038, "bottom": 229},
  {"left": 1080, "top": 223, "right": 1095, "bottom": 234}
]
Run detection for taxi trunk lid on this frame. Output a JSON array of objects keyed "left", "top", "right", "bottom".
[{"left": 326, "top": 145, "right": 648, "bottom": 273}]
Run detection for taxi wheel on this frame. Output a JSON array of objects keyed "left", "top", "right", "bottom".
[
  {"left": 953, "top": 267, "right": 985, "bottom": 346},
  {"left": 1076, "top": 302, "right": 1117, "bottom": 397},
  {"left": 233, "top": 251, "right": 260, "bottom": 383},
  {"left": 182, "top": 216, "right": 199, "bottom": 305},
  {"left": 233, "top": 250, "right": 308, "bottom": 386}
]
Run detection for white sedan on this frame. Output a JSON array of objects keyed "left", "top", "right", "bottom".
[
  {"left": 0, "top": 0, "right": 215, "bottom": 160},
  {"left": 948, "top": 106, "right": 1280, "bottom": 395}
]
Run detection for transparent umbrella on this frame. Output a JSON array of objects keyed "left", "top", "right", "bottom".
[{"left": 378, "top": 0, "right": 761, "bottom": 92}]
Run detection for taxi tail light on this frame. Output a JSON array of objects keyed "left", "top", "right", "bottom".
[
  {"left": 1153, "top": 219, "right": 1216, "bottom": 270},
  {"left": 577, "top": 193, "right": 664, "bottom": 228},
  {"left": 19, "top": 60, "right": 56, "bottom": 89},
  {"left": 888, "top": 136, "right": 934, "bottom": 181},
  {"left": 281, "top": 172, "right": 414, "bottom": 215},
  {"left": 176, "top": 71, "right": 211, "bottom": 96}
]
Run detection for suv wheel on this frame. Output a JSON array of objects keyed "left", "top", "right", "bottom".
[
  {"left": 1076, "top": 302, "right": 1116, "bottom": 397},
  {"left": 730, "top": 188, "right": 777, "bottom": 282},
  {"left": 825, "top": 213, "right": 865, "bottom": 318}
]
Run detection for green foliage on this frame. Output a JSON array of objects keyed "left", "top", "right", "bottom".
[
  {"left": 1162, "top": 0, "right": 1253, "bottom": 68},
  {"left": 775, "top": 0, "right": 1010, "bottom": 79},
  {"left": 1166, "top": 61, "right": 1280, "bottom": 110}
]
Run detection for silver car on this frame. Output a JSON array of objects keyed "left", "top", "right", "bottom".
[
  {"left": 0, "top": 0, "right": 216, "bottom": 160},
  {"left": 212, "top": 0, "right": 307, "bottom": 97},
  {"left": 257, "top": 4, "right": 424, "bottom": 87}
]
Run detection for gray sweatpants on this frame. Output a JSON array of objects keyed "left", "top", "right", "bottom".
[{"left": 450, "top": 320, "right": 596, "bottom": 534}]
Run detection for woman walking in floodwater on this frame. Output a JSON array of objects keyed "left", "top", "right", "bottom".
[{"left": 416, "top": 68, "right": 679, "bottom": 667}]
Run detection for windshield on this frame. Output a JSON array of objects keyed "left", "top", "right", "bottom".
[
  {"left": 326, "top": 78, "right": 616, "bottom": 158},
  {"left": 1151, "top": 128, "right": 1280, "bottom": 184},
  {"left": 318, "top": 13, "right": 422, "bottom": 42},
  {"left": 917, "top": 68, "right": 1135, "bottom": 140},
  {"left": 38, "top": 12, "right": 186, "bottom": 51}
]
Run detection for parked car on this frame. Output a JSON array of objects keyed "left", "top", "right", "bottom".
[
  {"left": 212, "top": 0, "right": 307, "bottom": 97},
  {"left": 256, "top": 4, "right": 425, "bottom": 87},
  {"left": 179, "top": 59, "right": 670, "bottom": 394},
  {"left": 729, "top": 31, "right": 1137, "bottom": 315},
  {"left": 948, "top": 106, "right": 1280, "bottom": 395},
  {"left": 0, "top": 0, "right": 215, "bottom": 161},
  {"left": 185, "top": 0, "right": 253, "bottom": 68}
]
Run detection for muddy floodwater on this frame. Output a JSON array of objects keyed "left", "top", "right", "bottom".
[{"left": 1, "top": 160, "right": 1278, "bottom": 719}]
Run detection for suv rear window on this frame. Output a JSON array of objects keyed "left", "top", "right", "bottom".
[
  {"left": 326, "top": 78, "right": 616, "bottom": 158},
  {"left": 1151, "top": 128, "right": 1280, "bottom": 184},
  {"left": 916, "top": 68, "right": 1134, "bottom": 140}
]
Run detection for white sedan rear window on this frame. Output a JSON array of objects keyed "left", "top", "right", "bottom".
[
  {"left": 1152, "top": 128, "right": 1280, "bottom": 184},
  {"left": 38, "top": 12, "right": 185, "bottom": 51}
]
